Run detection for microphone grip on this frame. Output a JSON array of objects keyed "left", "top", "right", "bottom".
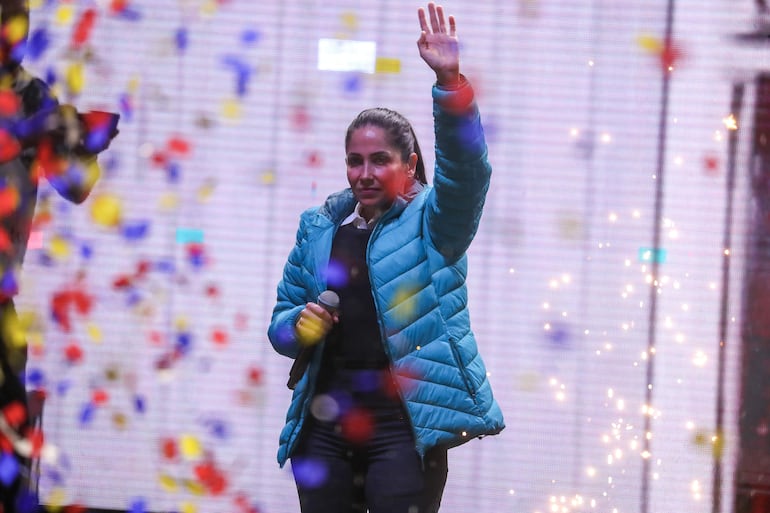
[{"left": 287, "top": 290, "right": 339, "bottom": 390}]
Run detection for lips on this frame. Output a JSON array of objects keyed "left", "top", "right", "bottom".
[{"left": 357, "top": 188, "right": 381, "bottom": 198}]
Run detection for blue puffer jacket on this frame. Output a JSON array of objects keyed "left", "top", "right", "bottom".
[{"left": 268, "top": 80, "right": 505, "bottom": 467}]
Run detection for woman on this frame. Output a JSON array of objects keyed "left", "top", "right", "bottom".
[{"left": 268, "top": 3, "right": 504, "bottom": 512}]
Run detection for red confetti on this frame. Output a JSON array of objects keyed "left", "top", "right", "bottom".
[
  {"left": 2, "top": 401, "right": 27, "bottom": 428},
  {"left": 205, "top": 283, "right": 219, "bottom": 298},
  {"left": 194, "top": 461, "right": 228, "bottom": 495},
  {"left": 306, "top": 150, "right": 323, "bottom": 168},
  {"left": 0, "top": 185, "right": 19, "bottom": 217},
  {"left": 64, "top": 342, "right": 84, "bottom": 364},
  {"left": 660, "top": 41, "right": 684, "bottom": 70},
  {"left": 167, "top": 136, "right": 192, "bottom": 156},
  {"left": 703, "top": 153, "right": 720, "bottom": 176},
  {"left": 210, "top": 327, "right": 228, "bottom": 346},
  {"left": 234, "top": 312, "right": 248, "bottom": 330},
  {"left": 150, "top": 151, "right": 168, "bottom": 168},
  {"left": 246, "top": 366, "right": 262, "bottom": 386},
  {"left": 147, "top": 330, "right": 165, "bottom": 346},
  {"left": 24, "top": 427, "right": 44, "bottom": 457},
  {"left": 112, "top": 274, "right": 133, "bottom": 289},
  {"left": 340, "top": 408, "right": 373, "bottom": 445},
  {"left": 0, "top": 228, "right": 11, "bottom": 251},
  {"left": 109, "top": 0, "right": 128, "bottom": 13},
  {"left": 160, "top": 437, "right": 178, "bottom": 460},
  {"left": 0, "top": 129, "right": 21, "bottom": 163},
  {"left": 92, "top": 389, "right": 109, "bottom": 405},
  {"left": 71, "top": 9, "right": 98, "bottom": 48},
  {"left": 52, "top": 288, "right": 93, "bottom": 332},
  {"left": 0, "top": 91, "right": 20, "bottom": 116}
]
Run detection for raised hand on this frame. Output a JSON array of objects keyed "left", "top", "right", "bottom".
[{"left": 417, "top": 2, "right": 459, "bottom": 87}]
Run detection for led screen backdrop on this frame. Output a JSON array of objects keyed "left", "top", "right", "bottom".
[{"left": 11, "top": 0, "right": 764, "bottom": 511}]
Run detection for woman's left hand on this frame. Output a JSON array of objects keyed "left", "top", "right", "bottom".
[{"left": 417, "top": 2, "right": 460, "bottom": 87}]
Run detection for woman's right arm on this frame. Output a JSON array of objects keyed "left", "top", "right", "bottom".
[
  {"left": 267, "top": 219, "right": 311, "bottom": 358},
  {"left": 267, "top": 214, "right": 336, "bottom": 358}
]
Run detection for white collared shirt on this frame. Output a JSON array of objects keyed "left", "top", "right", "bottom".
[{"left": 340, "top": 203, "right": 382, "bottom": 230}]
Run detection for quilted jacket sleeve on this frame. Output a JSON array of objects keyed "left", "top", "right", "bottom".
[
  {"left": 267, "top": 211, "right": 313, "bottom": 358},
  {"left": 425, "top": 76, "right": 491, "bottom": 262}
]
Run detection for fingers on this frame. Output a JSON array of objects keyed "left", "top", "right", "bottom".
[
  {"left": 429, "top": 3, "right": 440, "bottom": 33},
  {"left": 419, "top": 3, "right": 451, "bottom": 35},
  {"left": 418, "top": 6, "right": 429, "bottom": 34}
]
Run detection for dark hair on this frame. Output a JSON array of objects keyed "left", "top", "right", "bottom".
[{"left": 345, "top": 107, "right": 427, "bottom": 185}]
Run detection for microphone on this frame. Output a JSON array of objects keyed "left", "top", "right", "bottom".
[
  {"left": 286, "top": 290, "right": 339, "bottom": 390},
  {"left": 317, "top": 290, "right": 340, "bottom": 315}
]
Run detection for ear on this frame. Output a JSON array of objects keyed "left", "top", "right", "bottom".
[{"left": 406, "top": 152, "right": 418, "bottom": 177}]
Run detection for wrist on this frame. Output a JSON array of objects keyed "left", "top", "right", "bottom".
[{"left": 435, "top": 70, "right": 461, "bottom": 89}]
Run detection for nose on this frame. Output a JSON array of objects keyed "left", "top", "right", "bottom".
[{"left": 360, "top": 161, "right": 374, "bottom": 180}]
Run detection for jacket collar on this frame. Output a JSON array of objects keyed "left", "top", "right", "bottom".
[{"left": 319, "top": 180, "right": 426, "bottom": 225}]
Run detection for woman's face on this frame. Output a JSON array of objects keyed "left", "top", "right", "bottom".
[{"left": 346, "top": 125, "right": 417, "bottom": 215}]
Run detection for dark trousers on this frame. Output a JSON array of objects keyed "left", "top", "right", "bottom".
[
  {"left": 291, "top": 368, "right": 448, "bottom": 513},
  {"left": 0, "top": 301, "right": 33, "bottom": 513}
]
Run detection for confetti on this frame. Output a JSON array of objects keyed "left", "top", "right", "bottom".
[
  {"left": 90, "top": 193, "right": 123, "bottom": 227},
  {"left": 71, "top": 8, "right": 97, "bottom": 48}
]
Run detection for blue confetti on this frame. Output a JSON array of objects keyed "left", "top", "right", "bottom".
[
  {"left": 26, "top": 27, "right": 51, "bottom": 61},
  {"left": 25, "top": 368, "right": 46, "bottom": 388},
  {"left": 129, "top": 497, "right": 147, "bottom": 513},
  {"left": 638, "top": 247, "right": 667, "bottom": 263},
  {"left": 134, "top": 394, "right": 146, "bottom": 413},
  {"left": 175, "top": 331, "right": 193, "bottom": 354},
  {"left": 154, "top": 258, "right": 175, "bottom": 274},
  {"left": 56, "top": 379, "right": 72, "bottom": 397},
  {"left": 80, "top": 241, "right": 94, "bottom": 260},
  {"left": 0, "top": 452, "right": 19, "bottom": 486},
  {"left": 117, "top": 7, "right": 143, "bottom": 21},
  {"left": 122, "top": 219, "right": 150, "bottom": 241},
  {"left": 1, "top": 269, "right": 19, "bottom": 296},
  {"left": 176, "top": 227, "right": 204, "bottom": 244},
  {"left": 343, "top": 73, "right": 363, "bottom": 94},
  {"left": 166, "top": 161, "right": 181, "bottom": 182},
  {"left": 79, "top": 402, "right": 96, "bottom": 425},
  {"left": 240, "top": 28, "right": 261, "bottom": 46},
  {"left": 291, "top": 457, "right": 328, "bottom": 488},
  {"left": 175, "top": 27, "right": 189, "bottom": 52}
]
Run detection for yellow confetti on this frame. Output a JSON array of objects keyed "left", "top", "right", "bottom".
[
  {"left": 54, "top": 4, "right": 75, "bottom": 25},
  {"left": 87, "top": 322, "right": 103, "bottom": 343},
  {"left": 200, "top": 0, "right": 218, "bottom": 16},
  {"left": 5, "top": 15, "right": 29, "bottom": 45},
  {"left": 1, "top": 307, "right": 27, "bottom": 349},
  {"left": 375, "top": 58, "right": 401, "bottom": 74},
  {"left": 261, "top": 169, "right": 276, "bottom": 185},
  {"left": 65, "top": 62, "right": 85, "bottom": 96},
  {"left": 179, "top": 434, "right": 203, "bottom": 460},
  {"left": 340, "top": 12, "right": 358, "bottom": 31},
  {"left": 127, "top": 75, "right": 141, "bottom": 94},
  {"left": 391, "top": 286, "right": 417, "bottom": 323},
  {"left": 197, "top": 179, "right": 216, "bottom": 202},
  {"left": 112, "top": 412, "right": 128, "bottom": 429},
  {"left": 221, "top": 97, "right": 242, "bottom": 120},
  {"left": 19, "top": 311, "right": 43, "bottom": 348},
  {"left": 179, "top": 501, "right": 198, "bottom": 513},
  {"left": 45, "top": 487, "right": 68, "bottom": 509},
  {"left": 49, "top": 235, "right": 71, "bottom": 260},
  {"left": 183, "top": 479, "right": 206, "bottom": 496},
  {"left": 29, "top": 0, "right": 44, "bottom": 9},
  {"left": 91, "top": 193, "right": 123, "bottom": 227},
  {"left": 637, "top": 34, "right": 663, "bottom": 53},
  {"left": 158, "top": 192, "right": 180, "bottom": 210},
  {"left": 159, "top": 473, "right": 179, "bottom": 492}
]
